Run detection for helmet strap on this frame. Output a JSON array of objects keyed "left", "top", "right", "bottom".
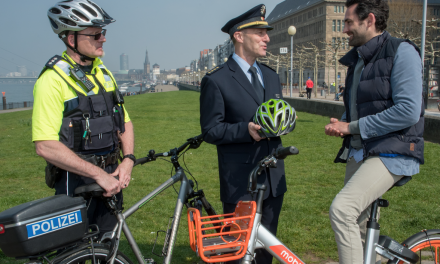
[{"left": 61, "top": 31, "right": 95, "bottom": 63}]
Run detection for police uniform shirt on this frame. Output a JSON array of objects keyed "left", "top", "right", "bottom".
[
  {"left": 232, "top": 53, "right": 265, "bottom": 88},
  {"left": 32, "top": 51, "right": 130, "bottom": 142}
]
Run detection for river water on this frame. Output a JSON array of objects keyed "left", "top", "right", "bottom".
[{"left": 0, "top": 81, "right": 142, "bottom": 104}]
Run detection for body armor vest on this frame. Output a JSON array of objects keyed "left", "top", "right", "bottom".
[{"left": 40, "top": 55, "right": 125, "bottom": 155}]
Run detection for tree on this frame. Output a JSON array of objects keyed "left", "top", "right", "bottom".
[
  {"left": 302, "top": 43, "right": 325, "bottom": 97},
  {"left": 322, "top": 39, "right": 344, "bottom": 97}
]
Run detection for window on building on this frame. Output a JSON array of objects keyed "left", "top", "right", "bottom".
[
  {"left": 334, "top": 6, "right": 337, "bottom": 13},
  {"left": 342, "top": 6, "right": 345, "bottom": 13},
  {"left": 332, "top": 20, "right": 336, "bottom": 31},
  {"left": 337, "top": 37, "right": 341, "bottom": 46},
  {"left": 337, "top": 20, "right": 341, "bottom": 31},
  {"left": 303, "top": 14, "right": 307, "bottom": 21},
  {"left": 342, "top": 21, "right": 345, "bottom": 31},
  {"left": 294, "top": 17, "right": 297, "bottom": 23},
  {"left": 332, "top": 37, "right": 336, "bottom": 48},
  {"left": 319, "top": 7, "right": 324, "bottom": 15},
  {"left": 313, "top": 9, "right": 317, "bottom": 17}
]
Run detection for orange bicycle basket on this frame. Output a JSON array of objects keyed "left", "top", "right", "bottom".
[{"left": 187, "top": 201, "right": 257, "bottom": 263}]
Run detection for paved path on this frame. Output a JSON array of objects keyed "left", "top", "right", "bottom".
[
  {"left": 152, "top": 84, "right": 179, "bottom": 92},
  {"left": 282, "top": 89, "right": 440, "bottom": 117},
  {"left": 0, "top": 107, "right": 32, "bottom": 114}
]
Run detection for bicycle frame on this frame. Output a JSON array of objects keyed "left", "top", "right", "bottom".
[
  {"left": 238, "top": 186, "right": 305, "bottom": 264},
  {"left": 105, "top": 168, "right": 192, "bottom": 264}
]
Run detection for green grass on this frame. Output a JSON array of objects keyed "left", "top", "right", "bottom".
[{"left": 0, "top": 90, "right": 439, "bottom": 264}]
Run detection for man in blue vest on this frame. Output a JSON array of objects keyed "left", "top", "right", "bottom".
[{"left": 324, "top": 0, "right": 424, "bottom": 263}]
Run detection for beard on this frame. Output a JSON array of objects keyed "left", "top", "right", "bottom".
[{"left": 348, "top": 32, "right": 368, "bottom": 47}]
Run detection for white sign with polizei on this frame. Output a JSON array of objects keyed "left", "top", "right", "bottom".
[
  {"left": 280, "top": 47, "right": 288, "bottom": 54},
  {"left": 26, "top": 210, "right": 82, "bottom": 239}
]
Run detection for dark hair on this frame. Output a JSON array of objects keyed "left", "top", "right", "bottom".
[{"left": 345, "top": 0, "right": 389, "bottom": 31}]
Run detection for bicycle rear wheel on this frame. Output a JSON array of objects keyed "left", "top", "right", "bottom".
[
  {"left": 395, "top": 229, "right": 440, "bottom": 264},
  {"left": 57, "top": 247, "right": 133, "bottom": 264}
]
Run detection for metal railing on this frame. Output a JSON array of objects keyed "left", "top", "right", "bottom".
[{"left": 0, "top": 101, "right": 33, "bottom": 110}]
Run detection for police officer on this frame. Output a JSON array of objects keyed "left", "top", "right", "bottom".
[
  {"left": 32, "top": 0, "right": 135, "bottom": 236},
  {"left": 200, "top": 4, "right": 286, "bottom": 263}
]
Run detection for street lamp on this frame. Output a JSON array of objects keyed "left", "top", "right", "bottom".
[{"left": 288, "top": 25, "right": 296, "bottom": 98}]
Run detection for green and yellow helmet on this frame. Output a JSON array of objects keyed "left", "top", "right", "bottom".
[{"left": 253, "top": 99, "right": 296, "bottom": 138}]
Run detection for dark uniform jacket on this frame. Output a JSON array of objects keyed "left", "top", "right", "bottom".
[{"left": 200, "top": 55, "right": 287, "bottom": 204}]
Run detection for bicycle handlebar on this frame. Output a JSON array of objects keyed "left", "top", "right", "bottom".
[
  {"left": 248, "top": 145, "right": 299, "bottom": 192},
  {"left": 134, "top": 134, "right": 203, "bottom": 166},
  {"left": 274, "top": 146, "right": 299, "bottom": 160}
]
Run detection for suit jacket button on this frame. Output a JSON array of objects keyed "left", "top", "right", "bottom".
[{"left": 268, "top": 138, "right": 271, "bottom": 141}]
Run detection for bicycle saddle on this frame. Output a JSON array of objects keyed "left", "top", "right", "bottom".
[
  {"left": 388, "top": 176, "right": 412, "bottom": 192},
  {"left": 74, "top": 176, "right": 119, "bottom": 199},
  {"left": 74, "top": 183, "right": 104, "bottom": 199}
]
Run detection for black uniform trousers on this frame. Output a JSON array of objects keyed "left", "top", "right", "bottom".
[
  {"left": 223, "top": 178, "right": 284, "bottom": 264},
  {"left": 54, "top": 163, "right": 123, "bottom": 237}
]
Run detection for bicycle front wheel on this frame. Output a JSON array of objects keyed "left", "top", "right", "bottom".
[
  {"left": 395, "top": 229, "right": 440, "bottom": 264},
  {"left": 57, "top": 247, "right": 133, "bottom": 264}
]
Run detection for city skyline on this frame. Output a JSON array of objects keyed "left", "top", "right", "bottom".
[{"left": 0, "top": 0, "right": 282, "bottom": 75}]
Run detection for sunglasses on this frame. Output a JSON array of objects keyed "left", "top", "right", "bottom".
[{"left": 77, "top": 29, "right": 107, "bottom": 40}]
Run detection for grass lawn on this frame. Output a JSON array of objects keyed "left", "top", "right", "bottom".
[{"left": 0, "top": 90, "right": 439, "bottom": 264}]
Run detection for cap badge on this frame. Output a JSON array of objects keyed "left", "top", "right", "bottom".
[
  {"left": 261, "top": 17, "right": 265, "bottom": 21},
  {"left": 261, "top": 5, "right": 266, "bottom": 16}
]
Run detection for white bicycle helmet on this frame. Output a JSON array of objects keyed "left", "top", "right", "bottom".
[
  {"left": 47, "top": 0, "right": 115, "bottom": 61},
  {"left": 48, "top": 0, "right": 115, "bottom": 35}
]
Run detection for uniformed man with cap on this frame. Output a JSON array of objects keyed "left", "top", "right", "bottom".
[{"left": 200, "top": 4, "right": 287, "bottom": 263}]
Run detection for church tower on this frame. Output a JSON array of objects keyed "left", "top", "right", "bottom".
[{"left": 144, "top": 49, "right": 150, "bottom": 74}]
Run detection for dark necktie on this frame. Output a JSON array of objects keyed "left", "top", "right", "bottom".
[{"left": 249, "top": 66, "right": 264, "bottom": 102}]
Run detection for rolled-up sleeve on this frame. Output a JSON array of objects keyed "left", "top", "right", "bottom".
[{"left": 359, "top": 42, "right": 423, "bottom": 140}]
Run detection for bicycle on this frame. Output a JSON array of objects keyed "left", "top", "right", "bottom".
[
  {"left": 187, "top": 147, "right": 423, "bottom": 264},
  {"left": 0, "top": 135, "right": 219, "bottom": 264}
]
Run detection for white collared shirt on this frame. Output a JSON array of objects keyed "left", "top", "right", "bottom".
[{"left": 232, "top": 53, "right": 265, "bottom": 88}]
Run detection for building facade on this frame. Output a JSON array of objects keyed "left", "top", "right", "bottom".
[
  {"left": 144, "top": 49, "right": 150, "bottom": 75},
  {"left": 266, "top": 0, "right": 348, "bottom": 86},
  {"left": 120, "top": 53, "right": 129, "bottom": 71}
]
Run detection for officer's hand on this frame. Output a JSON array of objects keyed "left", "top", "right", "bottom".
[
  {"left": 249, "top": 122, "right": 264, "bottom": 142},
  {"left": 111, "top": 159, "right": 134, "bottom": 189},
  {"left": 96, "top": 173, "right": 121, "bottom": 197}
]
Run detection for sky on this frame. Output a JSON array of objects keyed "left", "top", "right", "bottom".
[{"left": 0, "top": 0, "right": 285, "bottom": 75}]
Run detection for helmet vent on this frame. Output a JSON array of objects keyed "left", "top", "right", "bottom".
[
  {"left": 61, "top": 0, "right": 73, "bottom": 2},
  {"left": 72, "top": 9, "right": 89, "bottom": 21},
  {"left": 269, "top": 107, "right": 274, "bottom": 115},
  {"left": 264, "top": 116, "right": 273, "bottom": 129},
  {"left": 48, "top": 17, "right": 58, "bottom": 29},
  {"left": 59, "top": 17, "right": 77, "bottom": 26},
  {"left": 87, "top": 0, "right": 103, "bottom": 14},
  {"left": 49, "top": 8, "right": 62, "bottom": 14},
  {"left": 276, "top": 114, "right": 282, "bottom": 126},
  {"left": 80, "top": 3, "right": 98, "bottom": 17},
  {"left": 60, "top": 5, "right": 71, "bottom": 9}
]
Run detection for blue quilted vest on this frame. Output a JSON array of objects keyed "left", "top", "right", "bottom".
[{"left": 336, "top": 31, "right": 424, "bottom": 164}]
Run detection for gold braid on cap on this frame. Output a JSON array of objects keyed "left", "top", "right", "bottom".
[{"left": 237, "top": 21, "right": 269, "bottom": 30}]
